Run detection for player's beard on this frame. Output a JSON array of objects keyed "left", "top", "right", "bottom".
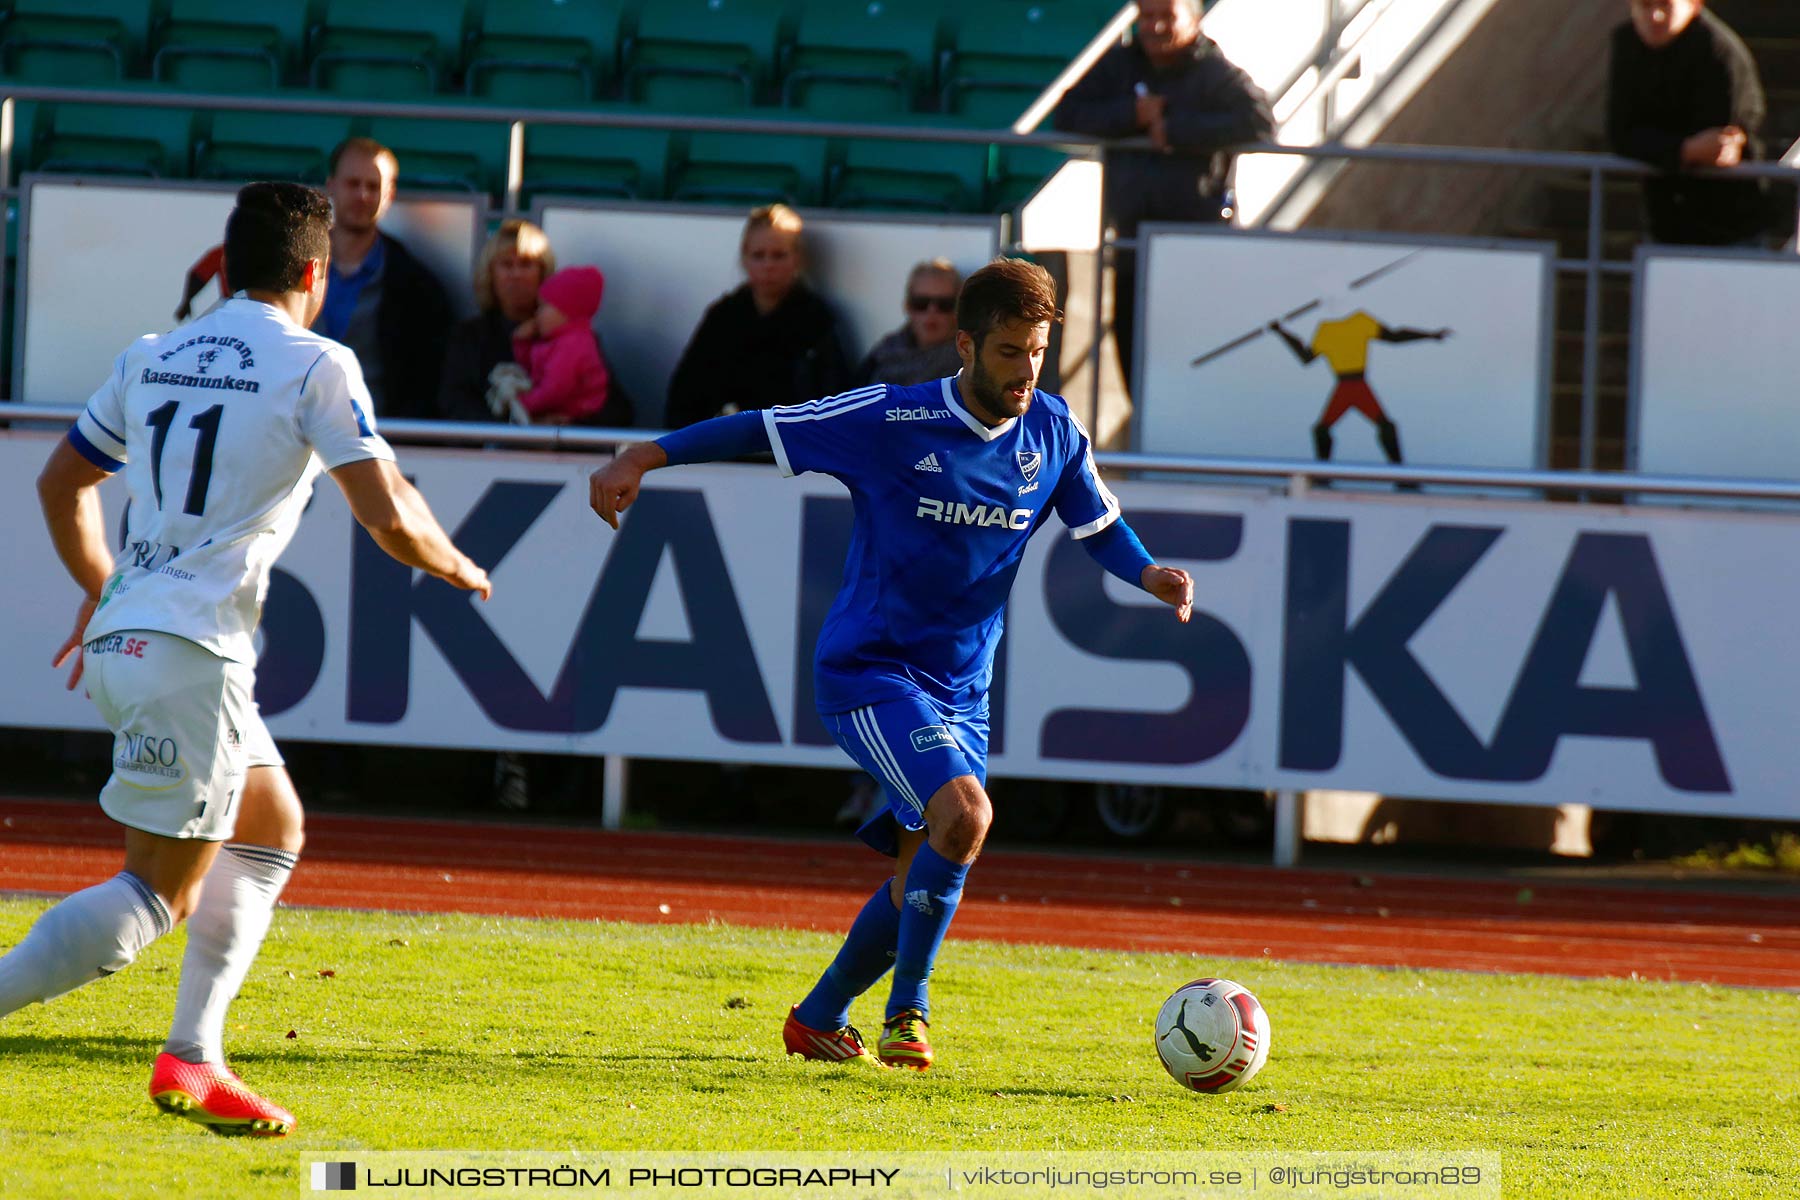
[{"left": 965, "top": 356, "right": 1035, "bottom": 424}]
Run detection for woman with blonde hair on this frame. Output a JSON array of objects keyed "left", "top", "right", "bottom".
[
  {"left": 666, "top": 204, "right": 848, "bottom": 428},
  {"left": 436, "top": 218, "right": 557, "bottom": 422}
]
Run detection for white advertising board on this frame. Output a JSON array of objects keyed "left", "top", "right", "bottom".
[
  {"left": 0, "top": 431, "right": 1787, "bottom": 821},
  {"left": 1634, "top": 249, "right": 1800, "bottom": 480},
  {"left": 1137, "top": 228, "right": 1552, "bottom": 470},
  {"left": 536, "top": 202, "right": 1001, "bottom": 427},
  {"left": 16, "top": 177, "right": 483, "bottom": 406}
]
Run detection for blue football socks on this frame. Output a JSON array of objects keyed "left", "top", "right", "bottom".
[
  {"left": 887, "top": 843, "right": 969, "bottom": 1022},
  {"left": 793, "top": 878, "right": 900, "bottom": 1031}
]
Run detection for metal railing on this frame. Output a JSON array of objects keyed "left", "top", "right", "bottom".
[
  {"left": 9, "top": 404, "right": 1800, "bottom": 506},
  {"left": 3, "top": 83, "right": 1799, "bottom": 474}
]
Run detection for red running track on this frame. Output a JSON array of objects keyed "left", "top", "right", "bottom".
[{"left": 2, "top": 798, "right": 1797, "bottom": 989}]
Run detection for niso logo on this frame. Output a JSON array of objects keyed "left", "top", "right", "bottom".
[
  {"left": 916, "top": 497, "right": 1031, "bottom": 530},
  {"left": 121, "top": 733, "right": 178, "bottom": 768},
  {"left": 886, "top": 407, "right": 949, "bottom": 422}
]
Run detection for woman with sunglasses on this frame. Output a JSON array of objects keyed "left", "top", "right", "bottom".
[{"left": 854, "top": 259, "right": 965, "bottom": 388}]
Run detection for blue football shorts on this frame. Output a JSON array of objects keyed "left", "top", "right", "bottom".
[{"left": 824, "top": 693, "right": 989, "bottom": 857}]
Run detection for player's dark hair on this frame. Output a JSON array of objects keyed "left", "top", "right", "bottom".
[
  {"left": 957, "top": 258, "right": 1062, "bottom": 348},
  {"left": 327, "top": 135, "right": 396, "bottom": 179},
  {"left": 223, "top": 182, "right": 333, "bottom": 294}
]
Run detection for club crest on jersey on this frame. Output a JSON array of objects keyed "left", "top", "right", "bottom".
[{"left": 1016, "top": 451, "right": 1042, "bottom": 482}]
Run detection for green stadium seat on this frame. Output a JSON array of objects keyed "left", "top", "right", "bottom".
[
  {"left": 781, "top": 1, "right": 943, "bottom": 118},
  {"left": 625, "top": 0, "right": 782, "bottom": 109},
  {"left": 196, "top": 109, "right": 356, "bottom": 183},
  {"left": 671, "top": 130, "right": 831, "bottom": 207},
  {"left": 466, "top": 0, "right": 628, "bottom": 107},
  {"left": 830, "top": 132, "right": 990, "bottom": 212},
  {"left": 989, "top": 143, "right": 1068, "bottom": 211},
  {"left": 942, "top": 1, "right": 1095, "bottom": 124},
  {"left": 521, "top": 122, "right": 673, "bottom": 203},
  {"left": 368, "top": 115, "right": 510, "bottom": 195},
  {"left": 308, "top": 0, "right": 468, "bottom": 98},
  {"left": 0, "top": 0, "right": 153, "bottom": 83},
  {"left": 33, "top": 102, "right": 197, "bottom": 178},
  {"left": 152, "top": 0, "right": 312, "bottom": 92}
]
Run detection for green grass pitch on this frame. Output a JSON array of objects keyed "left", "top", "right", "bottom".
[{"left": 0, "top": 899, "right": 1794, "bottom": 1198}]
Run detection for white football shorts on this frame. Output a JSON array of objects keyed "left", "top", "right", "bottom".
[{"left": 84, "top": 630, "right": 282, "bottom": 841}]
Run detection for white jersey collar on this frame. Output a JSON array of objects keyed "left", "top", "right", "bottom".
[
  {"left": 226, "top": 292, "right": 301, "bottom": 328},
  {"left": 942, "top": 374, "right": 1018, "bottom": 443}
]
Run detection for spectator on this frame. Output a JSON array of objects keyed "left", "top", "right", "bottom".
[
  {"left": 1608, "top": 0, "right": 1771, "bottom": 247},
  {"left": 855, "top": 259, "right": 964, "bottom": 387},
  {"left": 437, "top": 218, "right": 557, "bottom": 422},
  {"left": 173, "top": 243, "right": 228, "bottom": 322},
  {"left": 318, "top": 136, "right": 455, "bottom": 419},
  {"left": 497, "top": 265, "right": 613, "bottom": 426},
  {"left": 665, "top": 204, "right": 848, "bottom": 428},
  {"left": 1053, "top": 0, "right": 1273, "bottom": 394}
]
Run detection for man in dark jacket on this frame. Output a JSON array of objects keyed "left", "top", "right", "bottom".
[
  {"left": 1053, "top": 0, "right": 1273, "bottom": 394},
  {"left": 1608, "top": 0, "right": 1771, "bottom": 247},
  {"left": 319, "top": 137, "right": 454, "bottom": 420}
]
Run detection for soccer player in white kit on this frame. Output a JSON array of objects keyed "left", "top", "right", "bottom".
[{"left": 1, "top": 182, "right": 492, "bottom": 1136}]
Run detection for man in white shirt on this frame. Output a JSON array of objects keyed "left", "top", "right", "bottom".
[{"left": 3, "top": 182, "right": 492, "bottom": 1137}]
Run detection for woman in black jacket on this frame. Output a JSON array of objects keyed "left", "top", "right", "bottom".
[{"left": 665, "top": 204, "right": 849, "bottom": 428}]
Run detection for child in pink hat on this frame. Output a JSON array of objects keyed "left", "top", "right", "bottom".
[{"left": 506, "top": 265, "right": 611, "bottom": 425}]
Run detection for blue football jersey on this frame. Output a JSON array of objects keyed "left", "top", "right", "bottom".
[{"left": 762, "top": 374, "right": 1121, "bottom": 715}]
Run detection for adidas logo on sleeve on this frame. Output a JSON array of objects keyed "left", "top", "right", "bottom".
[{"left": 913, "top": 453, "right": 943, "bottom": 473}]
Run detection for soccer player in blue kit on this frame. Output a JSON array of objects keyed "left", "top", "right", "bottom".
[{"left": 589, "top": 259, "right": 1193, "bottom": 1069}]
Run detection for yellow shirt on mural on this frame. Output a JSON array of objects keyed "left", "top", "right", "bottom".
[{"left": 1309, "top": 311, "right": 1382, "bottom": 374}]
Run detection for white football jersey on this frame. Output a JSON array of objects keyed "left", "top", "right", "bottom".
[{"left": 72, "top": 297, "right": 394, "bottom": 665}]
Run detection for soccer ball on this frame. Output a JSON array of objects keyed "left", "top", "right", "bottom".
[{"left": 1153, "top": 978, "right": 1271, "bottom": 1093}]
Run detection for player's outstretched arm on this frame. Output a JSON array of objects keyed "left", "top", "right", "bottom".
[
  {"left": 588, "top": 441, "right": 667, "bottom": 530},
  {"left": 588, "top": 409, "right": 772, "bottom": 529},
  {"left": 38, "top": 438, "right": 117, "bottom": 689},
  {"left": 1077, "top": 518, "right": 1194, "bottom": 624},
  {"left": 331, "top": 459, "right": 491, "bottom": 599},
  {"left": 1141, "top": 564, "right": 1194, "bottom": 624}
]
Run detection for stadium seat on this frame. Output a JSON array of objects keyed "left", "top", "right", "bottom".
[
  {"left": 670, "top": 130, "right": 831, "bottom": 207},
  {"left": 0, "top": 0, "right": 153, "bottom": 83},
  {"left": 830, "top": 133, "right": 990, "bottom": 212},
  {"left": 941, "top": 2, "right": 1097, "bottom": 125},
  {"left": 781, "top": 2, "right": 944, "bottom": 119},
  {"left": 151, "top": 0, "right": 311, "bottom": 93},
  {"left": 196, "top": 109, "right": 356, "bottom": 183},
  {"left": 33, "top": 102, "right": 197, "bottom": 178},
  {"left": 521, "top": 121, "right": 673, "bottom": 203},
  {"left": 465, "top": 0, "right": 628, "bottom": 107},
  {"left": 368, "top": 116, "right": 510, "bottom": 195},
  {"left": 989, "top": 143, "right": 1068, "bottom": 212},
  {"left": 625, "top": 0, "right": 783, "bottom": 111},
  {"left": 308, "top": 0, "right": 468, "bottom": 98}
]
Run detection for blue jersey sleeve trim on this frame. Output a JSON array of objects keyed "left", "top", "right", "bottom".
[
  {"left": 67, "top": 426, "right": 124, "bottom": 473},
  {"left": 656, "top": 409, "right": 771, "bottom": 466},
  {"left": 1081, "top": 517, "right": 1153, "bottom": 587}
]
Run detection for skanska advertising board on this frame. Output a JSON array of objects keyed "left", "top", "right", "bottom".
[{"left": 0, "top": 433, "right": 1781, "bottom": 820}]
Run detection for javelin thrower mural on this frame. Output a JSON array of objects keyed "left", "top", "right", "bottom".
[{"left": 1190, "top": 250, "right": 1453, "bottom": 465}]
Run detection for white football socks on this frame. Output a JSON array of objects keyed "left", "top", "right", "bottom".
[
  {"left": 0, "top": 871, "right": 172, "bottom": 1016},
  {"left": 163, "top": 843, "right": 297, "bottom": 1065}
]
